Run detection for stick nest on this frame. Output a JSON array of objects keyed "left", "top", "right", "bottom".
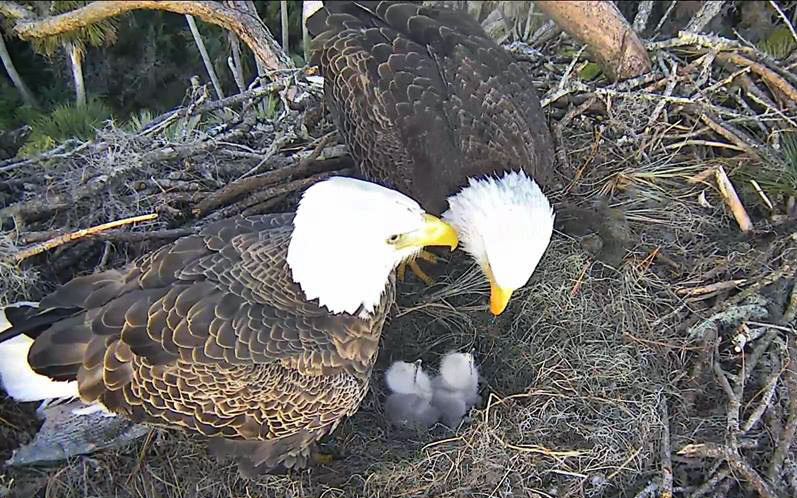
[{"left": 3, "top": 19, "right": 797, "bottom": 498}]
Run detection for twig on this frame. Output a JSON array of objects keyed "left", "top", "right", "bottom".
[
  {"left": 95, "top": 228, "right": 194, "bottom": 242},
  {"left": 11, "top": 214, "right": 158, "bottom": 262},
  {"left": 648, "top": 31, "right": 746, "bottom": 51},
  {"left": 689, "top": 467, "right": 731, "bottom": 498},
  {"left": 742, "top": 340, "right": 784, "bottom": 433},
  {"left": 194, "top": 140, "right": 344, "bottom": 216},
  {"left": 769, "top": 334, "right": 797, "bottom": 483},
  {"left": 783, "top": 279, "right": 797, "bottom": 323},
  {"left": 641, "top": 61, "right": 679, "bottom": 155},
  {"left": 238, "top": 170, "right": 347, "bottom": 216},
  {"left": 632, "top": 1, "right": 654, "bottom": 33},
  {"left": 0, "top": 118, "right": 256, "bottom": 224},
  {"left": 715, "top": 165, "right": 754, "bottom": 232},
  {"left": 0, "top": 139, "right": 89, "bottom": 174},
  {"left": 664, "top": 140, "right": 747, "bottom": 152},
  {"left": 699, "top": 112, "right": 761, "bottom": 160},
  {"left": 185, "top": 14, "right": 225, "bottom": 100},
  {"left": 660, "top": 397, "right": 673, "bottom": 498},
  {"left": 676, "top": 279, "right": 747, "bottom": 296},
  {"left": 139, "top": 78, "right": 288, "bottom": 134},
  {"left": 632, "top": 481, "right": 658, "bottom": 498},
  {"left": 684, "top": 1, "right": 726, "bottom": 34},
  {"left": 750, "top": 180, "right": 775, "bottom": 211},
  {"left": 653, "top": 1, "right": 678, "bottom": 35},
  {"left": 716, "top": 52, "right": 797, "bottom": 106},
  {"left": 769, "top": 0, "right": 797, "bottom": 48},
  {"left": 679, "top": 441, "right": 777, "bottom": 497}
]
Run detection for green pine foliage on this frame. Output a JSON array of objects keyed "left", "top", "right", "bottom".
[
  {"left": 27, "top": 1, "right": 119, "bottom": 57},
  {"left": 17, "top": 99, "right": 113, "bottom": 157},
  {"left": 757, "top": 25, "right": 797, "bottom": 59},
  {"left": 0, "top": 80, "right": 24, "bottom": 130}
]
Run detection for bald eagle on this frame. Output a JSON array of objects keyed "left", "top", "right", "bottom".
[
  {"left": 0, "top": 176, "right": 458, "bottom": 476},
  {"left": 306, "top": 1, "right": 557, "bottom": 315}
]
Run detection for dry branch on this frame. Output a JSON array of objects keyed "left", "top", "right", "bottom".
[
  {"left": 769, "top": 334, "right": 797, "bottom": 483},
  {"left": 632, "top": 1, "right": 654, "bottom": 34},
  {"left": 10, "top": 214, "right": 158, "bottom": 262},
  {"left": 193, "top": 142, "right": 346, "bottom": 216},
  {"left": 715, "top": 52, "right": 797, "bottom": 106},
  {"left": 0, "top": 0, "right": 293, "bottom": 74},
  {"left": 660, "top": 398, "right": 673, "bottom": 498},
  {"left": 0, "top": 116, "right": 256, "bottom": 224},
  {"left": 534, "top": 1, "right": 651, "bottom": 81},
  {"left": 714, "top": 166, "right": 753, "bottom": 232},
  {"left": 683, "top": 1, "right": 726, "bottom": 34},
  {"left": 698, "top": 113, "right": 761, "bottom": 160},
  {"left": 676, "top": 279, "right": 747, "bottom": 297}
]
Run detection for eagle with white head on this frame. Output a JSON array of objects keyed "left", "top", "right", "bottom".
[
  {"left": 306, "top": 1, "right": 556, "bottom": 315},
  {"left": 0, "top": 176, "right": 457, "bottom": 476}
]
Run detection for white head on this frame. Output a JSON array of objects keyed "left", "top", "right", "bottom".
[
  {"left": 439, "top": 352, "right": 479, "bottom": 392},
  {"left": 287, "top": 177, "right": 458, "bottom": 317},
  {"left": 385, "top": 360, "right": 433, "bottom": 399},
  {"left": 443, "top": 170, "right": 554, "bottom": 315}
]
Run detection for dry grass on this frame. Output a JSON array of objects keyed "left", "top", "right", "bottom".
[{"left": 4, "top": 7, "right": 797, "bottom": 498}]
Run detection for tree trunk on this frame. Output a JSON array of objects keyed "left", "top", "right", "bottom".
[
  {"left": 224, "top": 2, "right": 246, "bottom": 92},
  {"left": 0, "top": 32, "right": 38, "bottom": 107},
  {"left": 280, "top": 0, "right": 289, "bottom": 54},
  {"left": 534, "top": 1, "right": 651, "bottom": 81},
  {"left": 64, "top": 40, "right": 86, "bottom": 108},
  {"left": 242, "top": 0, "right": 268, "bottom": 82},
  {"left": 185, "top": 14, "right": 225, "bottom": 100},
  {"left": 1, "top": 1, "right": 294, "bottom": 75}
]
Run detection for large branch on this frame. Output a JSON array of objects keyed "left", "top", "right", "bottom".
[
  {"left": 0, "top": 0, "right": 293, "bottom": 73},
  {"left": 534, "top": 1, "right": 651, "bottom": 81}
]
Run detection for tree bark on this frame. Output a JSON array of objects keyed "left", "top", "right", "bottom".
[
  {"left": 0, "top": 0, "right": 293, "bottom": 74},
  {"left": 534, "top": 0, "right": 651, "bottom": 81},
  {"left": 224, "top": 1, "right": 246, "bottom": 92},
  {"left": 185, "top": 14, "right": 225, "bottom": 100},
  {"left": 244, "top": 1, "right": 268, "bottom": 80},
  {"left": 280, "top": 0, "right": 289, "bottom": 54},
  {"left": 0, "top": 32, "right": 38, "bottom": 107},
  {"left": 64, "top": 40, "right": 86, "bottom": 108}
]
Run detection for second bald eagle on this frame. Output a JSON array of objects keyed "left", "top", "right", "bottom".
[{"left": 307, "top": 1, "right": 557, "bottom": 315}]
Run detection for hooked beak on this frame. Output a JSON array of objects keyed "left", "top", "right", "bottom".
[
  {"left": 397, "top": 214, "right": 458, "bottom": 251},
  {"left": 483, "top": 263, "right": 514, "bottom": 315},
  {"left": 489, "top": 280, "right": 514, "bottom": 316}
]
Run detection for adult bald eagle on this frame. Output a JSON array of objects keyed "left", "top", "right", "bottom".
[
  {"left": 0, "top": 177, "right": 457, "bottom": 475},
  {"left": 306, "top": 1, "right": 558, "bottom": 316}
]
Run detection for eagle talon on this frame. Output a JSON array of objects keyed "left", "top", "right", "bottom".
[
  {"left": 409, "top": 261, "right": 435, "bottom": 286},
  {"left": 310, "top": 449, "right": 335, "bottom": 464},
  {"left": 416, "top": 249, "right": 439, "bottom": 265}
]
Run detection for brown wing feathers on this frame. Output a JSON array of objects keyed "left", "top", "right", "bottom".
[
  {"left": 308, "top": 1, "right": 555, "bottom": 214},
  {"left": 4, "top": 213, "right": 390, "bottom": 471}
]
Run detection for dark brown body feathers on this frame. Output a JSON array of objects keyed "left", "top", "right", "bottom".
[
  {"left": 5, "top": 214, "right": 394, "bottom": 474},
  {"left": 308, "top": 0, "right": 555, "bottom": 214}
]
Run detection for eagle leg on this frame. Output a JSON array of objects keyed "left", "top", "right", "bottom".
[
  {"left": 397, "top": 260, "right": 434, "bottom": 286},
  {"left": 397, "top": 249, "right": 448, "bottom": 285},
  {"left": 310, "top": 447, "right": 335, "bottom": 464},
  {"left": 416, "top": 249, "right": 439, "bottom": 264}
]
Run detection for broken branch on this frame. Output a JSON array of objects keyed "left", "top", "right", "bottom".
[
  {"left": 2, "top": 1, "right": 293, "bottom": 73},
  {"left": 11, "top": 214, "right": 158, "bottom": 262}
]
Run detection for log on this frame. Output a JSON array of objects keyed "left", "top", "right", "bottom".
[{"left": 534, "top": 1, "right": 651, "bottom": 81}]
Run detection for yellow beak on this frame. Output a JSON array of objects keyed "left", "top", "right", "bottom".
[
  {"left": 397, "top": 214, "right": 458, "bottom": 251},
  {"left": 489, "top": 280, "right": 514, "bottom": 315}
]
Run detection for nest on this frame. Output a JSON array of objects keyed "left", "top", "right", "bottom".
[{"left": 2, "top": 17, "right": 797, "bottom": 498}]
